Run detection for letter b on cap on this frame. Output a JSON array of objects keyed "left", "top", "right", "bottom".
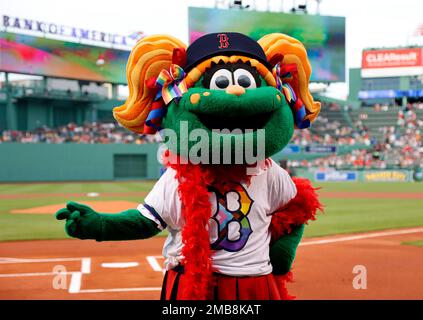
[{"left": 217, "top": 34, "right": 229, "bottom": 49}]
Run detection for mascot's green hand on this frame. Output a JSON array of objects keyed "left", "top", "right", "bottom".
[
  {"left": 55, "top": 201, "right": 160, "bottom": 241},
  {"left": 55, "top": 201, "right": 102, "bottom": 240}
]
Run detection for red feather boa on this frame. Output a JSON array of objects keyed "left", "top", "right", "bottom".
[
  {"left": 163, "top": 151, "right": 260, "bottom": 299},
  {"left": 170, "top": 163, "right": 212, "bottom": 299},
  {"left": 274, "top": 272, "right": 296, "bottom": 300},
  {"left": 270, "top": 177, "right": 323, "bottom": 241}
]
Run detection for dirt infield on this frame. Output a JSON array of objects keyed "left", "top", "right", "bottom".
[
  {"left": 1, "top": 227, "right": 422, "bottom": 300},
  {"left": 11, "top": 201, "right": 140, "bottom": 214}
]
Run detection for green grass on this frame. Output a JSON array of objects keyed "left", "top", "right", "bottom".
[
  {"left": 0, "top": 181, "right": 422, "bottom": 241},
  {"left": 0, "top": 213, "right": 69, "bottom": 241},
  {"left": 402, "top": 240, "right": 423, "bottom": 247},
  {"left": 304, "top": 198, "right": 423, "bottom": 237},
  {"left": 0, "top": 180, "right": 156, "bottom": 194},
  {"left": 304, "top": 182, "right": 423, "bottom": 237}
]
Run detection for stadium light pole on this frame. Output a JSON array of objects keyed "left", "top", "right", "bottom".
[
  {"left": 291, "top": 0, "right": 296, "bottom": 12},
  {"left": 4, "top": 72, "right": 18, "bottom": 130},
  {"left": 315, "top": 0, "right": 322, "bottom": 15}
]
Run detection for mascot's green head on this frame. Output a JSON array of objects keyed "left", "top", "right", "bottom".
[{"left": 113, "top": 32, "right": 320, "bottom": 164}]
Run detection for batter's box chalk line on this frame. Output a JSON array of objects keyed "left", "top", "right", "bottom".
[
  {"left": 0, "top": 257, "right": 91, "bottom": 290},
  {"left": 0, "top": 255, "right": 164, "bottom": 294}
]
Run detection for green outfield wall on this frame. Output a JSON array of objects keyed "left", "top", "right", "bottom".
[
  {"left": 0, "top": 143, "right": 162, "bottom": 182},
  {"left": 0, "top": 143, "right": 417, "bottom": 182}
]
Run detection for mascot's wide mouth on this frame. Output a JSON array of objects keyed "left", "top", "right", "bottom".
[
  {"left": 181, "top": 87, "right": 283, "bottom": 134},
  {"left": 195, "top": 111, "right": 275, "bottom": 132}
]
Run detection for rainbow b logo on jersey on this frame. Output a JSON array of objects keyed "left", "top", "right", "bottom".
[{"left": 209, "top": 183, "right": 253, "bottom": 252}]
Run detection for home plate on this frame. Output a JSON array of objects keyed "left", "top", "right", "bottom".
[
  {"left": 87, "top": 192, "right": 100, "bottom": 197},
  {"left": 101, "top": 262, "right": 139, "bottom": 268}
]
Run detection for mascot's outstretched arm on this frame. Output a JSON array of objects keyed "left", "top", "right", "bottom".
[
  {"left": 54, "top": 35, "right": 187, "bottom": 243},
  {"left": 55, "top": 202, "right": 160, "bottom": 241}
]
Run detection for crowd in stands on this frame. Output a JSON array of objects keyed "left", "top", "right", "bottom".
[
  {"left": 0, "top": 122, "right": 160, "bottom": 144},
  {"left": 291, "top": 115, "right": 374, "bottom": 146},
  {"left": 289, "top": 102, "right": 422, "bottom": 170},
  {"left": 396, "top": 103, "right": 423, "bottom": 128},
  {"left": 292, "top": 142, "right": 422, "bottom": 170},
  {"left": 1, "top": 102, "right": 422, "bottom": 169}
]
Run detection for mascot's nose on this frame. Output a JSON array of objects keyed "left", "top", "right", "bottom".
[{"left": 226, "top": 85, "right": 245, "bottom": 96}]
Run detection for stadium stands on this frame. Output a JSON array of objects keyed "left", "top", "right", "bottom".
[
  {"left": 1, "top": 101, "right": 421, "bottom": 170},
  {"left": 289, "top": 102, "right": 422, "bottom": 170},
  {"left": 0, "top": 122, "right": 160, "bottom": 144}
]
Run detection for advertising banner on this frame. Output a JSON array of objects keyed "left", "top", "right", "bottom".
[
  {"left": 1, "top": 14, "right": 138, "bottom": 48},
  {"left": 358, "top": 89, "right": 423, "bottom": 99},
  {"left": 315, "top": 171, "right": 358, "bottom": 182},
  {"left": 362, "top": 48, "right": 422, "bottom": 69},
  {"left": 363, "top": 170, "right": 411, "bottom": 182},
  {"left": 361, "top": 48, "right": 423, "bottom": 78},
  {"left": 413, "top": 169, "right": 423, "bottom": 182},
  {"left": 281, "top": 144, "right": 301, "bottom": 154},
  {"left": 305, "top": 145, "right": 337, "bottom": 153}
]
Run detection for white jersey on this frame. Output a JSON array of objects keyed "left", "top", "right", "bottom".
[{"left": 138, "top": 159, "right": 297, "bottom": 276}]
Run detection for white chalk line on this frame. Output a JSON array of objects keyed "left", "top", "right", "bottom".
[
  {"left": 0, "top": 255, "right": 162, "bottom": 295},
  {"left": 0, "top": 256, "right": 90, "bottom": 294},
  {"left": 301, "top": 227, "right": 423, "bottom": 246},
  {"left": 0, "top": 257, "right": 85, "bottom": 264},
  {"left": 69, "top": 272, "right": 82, "bottom": 293},
  {"left": 81, "top": 258, "right": 91, "bottom": 274},
  {"left": 71, "top": 257, "right": 162, "bottom": 294},
  {"left": 68, "top": 257, "right": 91, "bottom": 293},
  {"left": 101, "top": 262, "right": 139, "bottom": 268},
  {"left": 0, "top": 271, "right": 77, "bottom": 278},
  {"left": 146, "top": 256, "right": 163, "bottom": 272},
  {"left": 5, "top": 227, "right": 422, "bottom": 294},
  {"left": 79, "top": 287, "right": 161, "bottom": 293}
]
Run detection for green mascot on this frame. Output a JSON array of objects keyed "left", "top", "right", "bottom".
[{"left": 56, "top": 32, "right": 323, "bottom": 300}]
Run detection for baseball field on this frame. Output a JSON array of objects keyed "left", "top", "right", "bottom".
[{"left": 1, "top": 180, "right": 422, "bottom": 299}]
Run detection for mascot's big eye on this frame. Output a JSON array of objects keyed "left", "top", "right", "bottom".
[
  {"left": 234, "top": 69, "right": 257, "bottom": 89},
  {"left": 209, "top": 69, "right": 233, "bottom": 90}
]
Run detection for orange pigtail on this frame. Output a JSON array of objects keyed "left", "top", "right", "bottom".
[
  {"left": 258, "top": 33, "right": 321, "bottom": 122},
  {"left": 113, "top": 35, "right": 186, "bottom": 134}
]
